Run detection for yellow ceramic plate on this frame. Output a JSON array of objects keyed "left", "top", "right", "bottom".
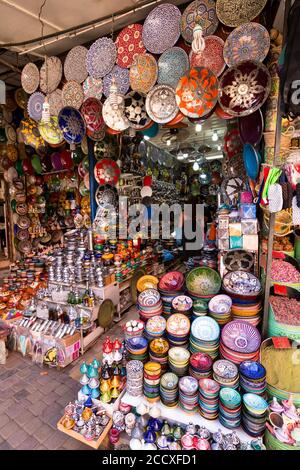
[
  {"left": 137, "top": 275, "right": 159, "bottom": 292},
  {"left": 144, "top": 361, "right": 161, "bottom": 374},
  {"left": 149, "top": 338, "right": 169, "bottom": 355}
]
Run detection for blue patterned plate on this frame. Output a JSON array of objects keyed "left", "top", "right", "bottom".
[
  {"left": 142, "top": 3, "right": 181, "bottom": 54},
  {"left": 86, "top": 37, "right": 116, "bottom": 78},
  {"left": 243, "top": 393, "right": 268, "bottom": 413},
  {"left": 27, "top": 92, "right": 45, "bottom": 121},
  {"left": 58, "top": 106, "right": 86, "bottom": 145},
  {"left": 158, "top": 47, "right": 189, "bottom": 89},
  {"left": 239, "top": 361, "right": 266, "bottom": 380},
  {"left": 191, "top": 316, "right": 220, "bottom": 341},
  {"left": 103, "top": 65, "right": 130, "bottom": 98}
]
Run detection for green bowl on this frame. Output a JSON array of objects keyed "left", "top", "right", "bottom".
[{"left": 186, "top": 267, "right": 221, "bottom": 296}]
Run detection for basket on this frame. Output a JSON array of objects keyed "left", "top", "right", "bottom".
[
  {"left": 260, "top": 206, "right": 293, "bottom": 237},
  {"left": 263, "top": 126, "right": 294, "bottom": 149},
  {"left": 264, "top": 429, "right": 300, "bottom": 450},
  {"left": 268, "top": 304, "right": 300, "bottom": 340}
]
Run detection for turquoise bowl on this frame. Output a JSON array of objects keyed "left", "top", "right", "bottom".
[{"left": 219, "top": 387, "right": 241, "bottom": 408}]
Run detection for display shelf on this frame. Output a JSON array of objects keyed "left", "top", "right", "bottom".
[{"left": 57, "top": 417, "right": 112, "bottom": 449}]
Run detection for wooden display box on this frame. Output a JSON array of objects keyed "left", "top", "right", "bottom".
[{"left": 57, "top": 417, "right": 112, "bottom": 449}]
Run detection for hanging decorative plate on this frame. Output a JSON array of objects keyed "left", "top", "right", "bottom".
[
  {"left": 21, "top": 62, "right": 40, "bottom": 94},
  {"left": 221, "top": 177, "right": 246, "bottom": 205},
  {"left": 20, "top": 118, "right": 45, "bottom": 150},
  {"left": 225, "top": 152, "right": 246, "bottom": 178},
  {"left": 181, "top": 0, "right": 219, "bottom": 43},
  {"left": 129, "top": 53, "right": 158, "bottom": 94},
  {"left": 6, "top": 144, "right": 18, "bottom": 162},
  {"left": 158, "top": 47, "right": 189, "bottom": 89},
  {"left": 238, "top": 109, "right": 263, "bottom": 146},
  {"left": 27, "top": 92, "right": 45, "bottom": 121},
  {"left": 145, "top": 85, "right": 178, "bottom": 124},
  {"left": 221, "top": 321, "right": 261, "bottom": 354},
  {"left": 124, "top": 91, "right": 151, "bottom": 129},
  {"left": 15, "top": 89, "right": 28, "bottom": 110},
  {"left": 5, "top": 125, "right": 16, "bottom": 143},
  {"left": 47, "top": 89, "right": 63, "bottom": 116},
  {"left": 97, "top": 299, "right": 115, "bottom": 328},
  {"left": 116, "top": 23, "right": 146, "bottom": 68},
  {"left": 80, "top": 97, "right": 104, "bottom": 132},
  {"left": 82, "top": 76, "right": 103, "bottom": 100},
  {"left": 216, "top": 0, "right": 268, "bottom": 28},
  {"left": 86, "top": 37, "right": 116, "bottom": 78},
  {"left": 62, "top": 81, "right": 84, "bottom": 109},
  {"left": 18, "top": 240, "right": 32, "bottom": 254},
  {"left": 224, "top": 128, "right": 243, "bottom": 159},
  {"left": 176, "top": 67, "right": 218, "bottom": 118},
  {"left": 103, "top": 65, "right": 130, "bottom": 98},
  {"left": 243, "top": 143, "right": 260, "bottom": 180},
  {"left": 58, "top": 106, "right": 86, "bottom": 145},
  {"left": 223, "top": 23, "right": 270, "bottom": 67},
  {"left": 64, "top": 45, "right": 88, "bottom": 83},
  {"left": 223, "top": 250, "right": 255, "bottom": 272},
  {"left": 40, "top": 57, "right": 63, "bottom": 94},
  {"left": 218, "top": 60, "right": 271, "bottom": 117},
  {"left": 189, "top": 36, "right": 225, "bottom": 77},
  {"left": 87, "top": 127, "right": 106, "bottom": 141},
  {"left": 102, "top": 95, "right": 130, "bottom": 131},
  {"left": 142, "top": 3, "right": 181, "bottom": 54},
  {"left": 94, "top": 158, "right": 121, "bottom": 186},
  {"left": 38, "top": 116, "right": 64, "bottom": 145},
  {"left": 95, "top": 184, "right": 118, "bottom": 206}
]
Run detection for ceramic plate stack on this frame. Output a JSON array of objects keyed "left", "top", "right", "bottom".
[
  {"left": 166, "top": 313, "right": 191, "bottom": 348},
  {"left": 126, "top": 360, "right": 144, "bottom": 397},
  {"left": 144, "top": 315, "right": 166, "bottom": 341},
  {"left": 179, "top": 376, "right": 199, "bottom": 413},
  {"left": 149, "top": 338, "right": 169, "bottom": 372},
  {"left": 213, "top": 360, "right": 239, "bottom": 390},
  {"left": 158, "top": 271, "right": 185, "bottom": 318},
  {"left": 144, "top": 361, "right": 162, "bottom": 403},
  {"left": 219, "top": 387, "right": 242, "bottom": 429},
  {"left": 168, "top": 347, "right": 190, "bottom": 377},
  {"left": 160, "top": 372, "right": 179, "bottom": 407},
  {"left": 242, "top": 393, "right": 268, "bottom": 437},
  {"left": 172, "top": 295, "right": 193, "bottom": 319},
  {"left": 189, "top": 316, "right": 220, "bottom": 359},
  {"left": 126, "top": 336, "right": 148, "bottom": 363},
  {"left": 186, "top": 267, "right": 221, "bottom": 304},
  {"left": 123, "top": 319, "right": 144, "bottom": 340},
  {"left": 220, "top": 320, "right": 261, "bottom": 365},
  {"left": 239, "top": 361, "right": 267, "bottom": 397},
  {"left": 137, "top": 288, "right": 163, "bottom": 321},
  {"left": 189, "top": 352, "right": 213, "bottom": 380},
  {"left": 208, "top": 294, "right": 232, "bottom": 326},
  {"left": 231, "top": 301, "right": 262, "bottom": 327},
  {"left": 192, "top": 299, "right": 208, "bottom": 321},
  {"left": 198, "top": 378, "right": 220, "bottom": 420}
]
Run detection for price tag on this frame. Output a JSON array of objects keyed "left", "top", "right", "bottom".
[{"left": 272, "top": 336, "right": 291, "bottom": 349}]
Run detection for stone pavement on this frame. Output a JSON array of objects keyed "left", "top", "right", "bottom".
[{"left": 0, "top": 306, "right": 137, "bottom": 450}]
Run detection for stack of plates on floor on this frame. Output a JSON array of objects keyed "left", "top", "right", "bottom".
[
  {"left": 198, "top": 378, "right": 220, "bottom": 420},
  {"left": 172, "top": 295, "right": 193, "bottom": 319},
  {"left": 158, "top": 271, "right": 185, "bottom": 318},
  {"left": 189, "top": 352, "right": 213, "bottom": 380},
  {"left": 149, "top": 338, "right": 169, "bottom": 372},
  {"left": 126, "top": 336, "right": 148, "bottom": 363},
  {"left": 126, "top": 360, "right": 144, "bottom": 397},
  {"left": 242, "top": 393, "right": 268, "bottom": 437},
  {"left": 160, "top": 372, "right": 179, "bottom": 407},
  {"left": 192, "top": 299, "right": 208, "bottom": 321},
  {"left": 186, "top": 267, "right": 221, "bottom": 304},
  {"left": 143, "top": 361, "right": 162, "bottom": 403},
  {"left": 123, "top": 319, "right": 144, "bottom": 340},
  {"left": 179, "top": 376, "right": 199, "bottom": 413},
  {"left": 168, "top": 347, "right": 190, "bottom": 377},
  {"left": 220, "top": 320, "right": 261, "bottom": 364},
  {"left": 219, "top": 387, "right": 242, "bottom": 429},
  {"left": 239, "top": 361, "right": 267, "bottom": 397},
  {"left": 208, "top": 294, "right": 232, "bottom": 326},
  {"left": 213, "top": 359, "right": 239, "bottom": 390},
  {"left": 137, "top": 288, "right": 163, "bottom": 321},
  {"left": 166, "top": 313, "right": 190, "bottom": 348},
  {"left": 144, "top": 315, "right": 166, "bottom": 341},
  {"left": 189, "top": 316, "right": 220, "bottom": 359}
]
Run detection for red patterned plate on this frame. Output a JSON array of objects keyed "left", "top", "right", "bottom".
[
  {"left": 224, "top": 128, "right": 243, "bottom": 159},
  {"left": 94, "top": 159, "right": 121, "bottom": 186},
  {"left": 116, "top": 23, "right": 146, "bottom": 69},
  {"left": 176, "top": 67, "right": 218, "bottom": 118},
  {"left": 81, "top": 98, "right": 104, "bottom": 132},
  {"left": 189, "top": 36, "right": 225, "bottom": 77}
]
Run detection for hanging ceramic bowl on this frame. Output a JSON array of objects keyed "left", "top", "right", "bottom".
[
  {"left": 181, "top": 0, "right": 219, "bottom": 43},
  {"left": 103, "top": 65, "right": 130, "bottom": 98},
  {"left": 86, "top": 37, "right": 116, "bottom": 78},
  {"left": 58, "top": 106, "right": 86, "bottom": 145},
  {"left": 64, "top": 45, "right": 88, "bottom": 83},
  {"left": 62, "top": 81, "right": 84, "bottom": 109},
  {"left": 82, "top": 76, "right": 103, "bottom": 100},
  {"left": 20, "top": 118, "right": 45, "bottom": 150},
  {"left": 223, "top": 23, "right": 270, "bottom": 67},
  {"left": 102, "top": 96, "right": 130, "bottom": 131},
  {"left": 189, "top": 36, "right": 225, "bottom": 77},
  {"left": 21, "top": 62, "right": 40, "bottom": 94},
  {"left": 142, "top": 3, "right": 181, "bottom": 54},
  {"left": 176, "top": 67, "right": 218, "bottom": 118},
  {"left": 38, "top": 116, "right": 64, "bottom": 145},
  {"left": 81, "top": 97, "right": 104, "bottom": 132},
  {"left": 218, "top": 60, "right": 271, "bottom": 117},
  {"left": 94, "top": 159, "right": 121, "bottom": 186},
  {"left": 216, "top": 0, "right": 268, "bottom": 28},
  {"left": 116, "top": 23, "right": 146, "bottom": 69},
  {"left": 145, "top": 85, "right": 178, "bottom": 124},
  {"left": 158, "top": 47, "right": 189, "bottom": 89},
  {"left": 48, "top": 89, "right": 63, "bottom": 116},
  {"left": 27, "top": 92, "right": 45, "bottom": 121},
  {"left": 124, "top": 91, "right": 151, "bottom": 129},
  {"left": 238, "top": 109, "right": 263, "bottom": 146},
  {"left": 129, "top": 53, "right": 158, "bottom": 94},
  {"left": 40, "top": 56, "right": 63, "bottom": 94}
]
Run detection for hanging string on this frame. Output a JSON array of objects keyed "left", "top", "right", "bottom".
[{"left": 38, "top": 0, "right": 50, "bottom": 121}]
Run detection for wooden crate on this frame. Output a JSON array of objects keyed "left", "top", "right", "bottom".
[{"left": 57, "top": 417, "right": 112, "bottom": 450}]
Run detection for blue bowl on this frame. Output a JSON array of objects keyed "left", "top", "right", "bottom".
[
  {"left": 126, "top": 336, "right": 148, "bottom": 351},
  {"left": 239, "top": 361, "right": 266, "bottom": 380}
]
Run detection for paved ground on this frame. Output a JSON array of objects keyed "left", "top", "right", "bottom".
[{"left": 0, "top": 306, "right": 137, "bottom": 450}]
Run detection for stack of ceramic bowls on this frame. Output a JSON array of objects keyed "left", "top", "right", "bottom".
[
  {"left": 239, "top": 361, "right": 267, "bottom": 397},
  {"left": 160, "top": 372, "right": 179, "bottom": 407},
  {"left": 208, "top": 295, "right": 232, "bottom": 326},
  {"left": 126, "top": 360, "right": 144, "bottom": 397},
  {"left": 158, "top": 271, "right": 185, "bottom": 318},
  {"left": 168, "top": 347, "right": 190, "bottom": 377},
  {"left": 220, "top": 320, "right": 261, "bottom": 364},
  {"left": 143, "top": 361, "right": 162, "bottom": 403},
  {"left": 166, "top": 313, "right": 190, "bottom": 348},
  {"left": 189, "top": 352, "right": 213, "bottom": 380},
  {"left": 126, "top": 336, "right": 148, "bottom": 363},
  {"left": 186, "top": 267, "right": 221, "bottom": 304},
  {"left": 192, "top": 299, "right": 208, "bottom": 321},
  {"left": 213, "top": 360, "right": 239, "bottom": 390},
  {"left": 189, "top": 316, "right": 220, "bottom": 359},
  {"left": 144, "top": 315, "right": 166, "bottom": 341},
  {"left": 137, "top": 289, "right": 163, "bottom": 322},
  {"left": 123, "top": 320, "right": 144, "bottom": 340},
  {"left": 149, "top": 338, "right": 169, "bottom": 372},
  {"left": 231, "top": 300, "right": 262, "bottom": 327},
  {"left": 219, "top": 387, "right": 242, "bottom": 429},
  {"left": 172, "top": 295, "right": 193, "bottom": 319},
  {"left": 242, "top": 393, "right": 268, "bottom": 437},
  {"left": 179, "top": 376, "right": 199, "bottom": 413},
  {"left": 198, "top": 378, "right": 220, "bottom": 420}
]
